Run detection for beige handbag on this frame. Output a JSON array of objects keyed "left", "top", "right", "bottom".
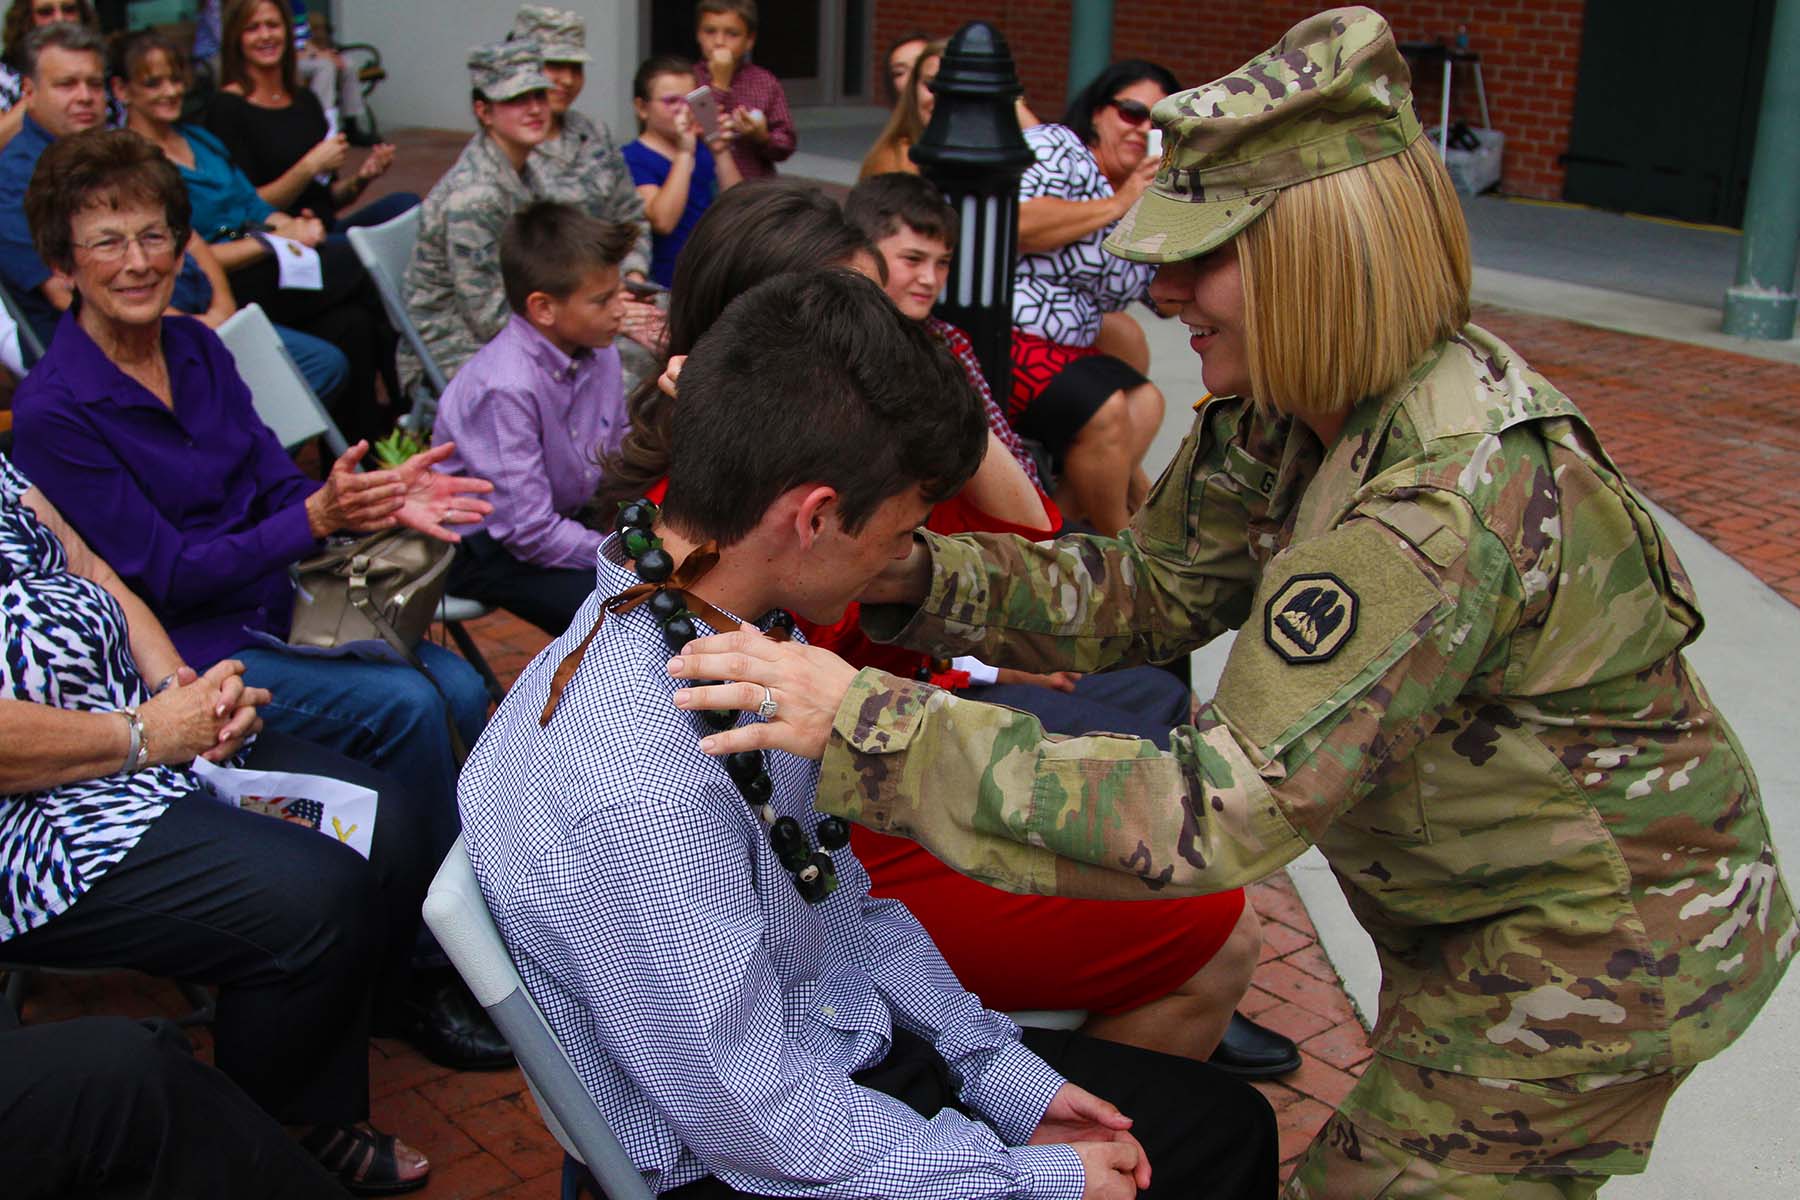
[
  {"left": 288, "top": 529, "right": 469, "bottom": 762},
  {"left": 289, "top": 529, "right": 454, "bottom": 653}
]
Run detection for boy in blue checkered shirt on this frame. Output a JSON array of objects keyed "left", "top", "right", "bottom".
[{"left": 459, "top": 269, "right": 1274, "bottom": 1200}]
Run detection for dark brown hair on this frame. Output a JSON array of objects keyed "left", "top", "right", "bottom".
[
  {"left": 632, "top": 53, "right": 691, "bottom": 102},
  {"left": 219, "top": 0, "right": 298, "bottom": 97},
  {"left": 845, "top": 172, "right": 957, "bottom": 248},
  {"left": 694, "top": 0, "right": 756, "bottom": 36},
  {"left": 108, "top": 27, "right": 188, "bottom": 88},
  {"left": 500, "top": 201, "right": 637, "bottom": 312},
  {"left": 879, "top": 29, "right": 932, "bottom": 106},
  {"left": 2, "top": 0, "right": 95, "bottom": 70},
  {"left": 597, "top": 181, "right": 878, "bottom": 509},
  {"left": 664, "top": 269, "right": 984, "bottom": 545},
  {"left": 26, "top": 128, "right": 191, "bottom": 271},
  {"left": 1058, "top": 59, "right": 1180, "bottom": 147},
  {"left": 859, "top": 38, "right": 942, "bottom": 180}
]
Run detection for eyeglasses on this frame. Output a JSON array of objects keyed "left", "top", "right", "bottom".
[
  {"left": 72, "top": 226, "right": 176, "bottom": 263},
  {"left": 32, "top": 2, "right": 81, "bottom": 18},
  {"left": 1107, "top": 97, "right": 1153, "bottom": 126}
]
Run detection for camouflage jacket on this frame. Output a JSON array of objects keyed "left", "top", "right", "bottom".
[
  {"left": 819, "top": 324, "right": 1795, "bottom": 1081},
  {"left": 401, "top": 132, "right": 543, "bottom": 391},
  {"left": 532, "top": 109, "right": 652, "bottom": 280}
]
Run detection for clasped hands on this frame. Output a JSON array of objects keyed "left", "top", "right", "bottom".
[
  {"left": 1032, "top": 1082, "right": 1152, "bottom": 1200},
  {"left": 305, "top": 440, "right": 494, "bottom": 541},
  {"left": 142, "top": 659, "right": 268, "bottom": 765}
]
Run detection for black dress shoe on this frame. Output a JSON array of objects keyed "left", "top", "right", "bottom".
[
  {"left": 404, "top": 975, "right": 514, "bottom": 1071},
  {"left": 1207, "top": 1012, "right": 1301, "bottom": 1078}
]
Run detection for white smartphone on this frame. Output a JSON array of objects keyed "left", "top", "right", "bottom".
[
  {"left": 684, "top": 85, "right": 722, "bottom": 138},
  {"left": 1145, "top": 128, "right": 1163, "bottom": 160}
]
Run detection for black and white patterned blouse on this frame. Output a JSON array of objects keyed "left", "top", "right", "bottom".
[
  {"left": 1011, "top": 123, "right": 1157, "bottom": 348},
  {"left": 0, "top": 454, "right": 195, "bottom": 941}
]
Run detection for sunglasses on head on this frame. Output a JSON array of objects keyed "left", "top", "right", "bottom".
[{"left": 1108, "top": 97, "right": 1153, "bottom": 126}]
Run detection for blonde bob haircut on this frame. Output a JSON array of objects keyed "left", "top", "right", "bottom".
[{"left": 1236, "top": 136, "right": 1471, "bottom": 420}]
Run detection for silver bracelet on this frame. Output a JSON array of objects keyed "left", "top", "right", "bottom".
[{"left": 118, "top": 707, "right": 149, "bottom": 775}]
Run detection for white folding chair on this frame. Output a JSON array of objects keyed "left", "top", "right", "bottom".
[
  {"left": 346, "top": 207, "right": 450, "bottom": 416},
  {"left": 0, "top": 275, "right": 45, "bottom": 369},
  {"left": 217, "top": 302, "right": 350, "bottom": 456},
  {"left": 424, "top": 836, "right": 653, "bottom": 1200},
  {"left": 1008, "top": 1009, "right": 1087, "bottom": 1030}
]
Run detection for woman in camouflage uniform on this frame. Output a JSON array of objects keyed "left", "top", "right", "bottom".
[{"left": 671, "top": 8, "right": 1795, "bottom": 1196}]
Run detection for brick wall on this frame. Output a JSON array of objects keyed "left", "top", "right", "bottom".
[{"left": 873, "top": 1, "right": 1584, "bottom": 199}]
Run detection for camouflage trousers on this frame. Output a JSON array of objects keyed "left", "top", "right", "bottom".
[{"left": 1281, "top": 1055, "right": 1689, "bottom": 1199}]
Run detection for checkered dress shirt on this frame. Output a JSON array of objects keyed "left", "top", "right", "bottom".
[{"left": 459, "top": 538, "right": 1084, "bottom": 1198}]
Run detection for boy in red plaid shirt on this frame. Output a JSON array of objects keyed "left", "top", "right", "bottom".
[{"left": 692, "top": 0, "right": 795, "bottom": 179}]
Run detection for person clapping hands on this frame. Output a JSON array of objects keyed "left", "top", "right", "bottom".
[{"left": 303, "top": 440, "right": 494, "bottom": 541}]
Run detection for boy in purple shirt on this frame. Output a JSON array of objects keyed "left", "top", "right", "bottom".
[
  {"left": 692, "top": 0, "right": 795, "bottom": 180},
  {"left": 432, "top": 201, "right": 633, "bottom": 634}
]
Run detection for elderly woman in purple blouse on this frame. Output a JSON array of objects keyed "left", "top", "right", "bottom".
[{"left": 10, "top": 131, "right": 513, "bottom": 1079}]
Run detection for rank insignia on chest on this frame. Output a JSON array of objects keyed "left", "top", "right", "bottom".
[{"left": 1265, "top": 572, "right": 1357, "bottom": 664}]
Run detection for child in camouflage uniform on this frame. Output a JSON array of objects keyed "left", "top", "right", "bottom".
[{"left": 671, "top": 8, "right": 1796, "bottom": 1197}]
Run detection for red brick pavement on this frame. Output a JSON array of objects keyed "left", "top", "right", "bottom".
[
  {"left": 1472, "top": 306, "right": 1800, "bottom": 607},
  {"left": 11, "top": 128, "right": 1798, "bottom": 1196}
]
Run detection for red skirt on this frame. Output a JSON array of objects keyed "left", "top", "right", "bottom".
[
  {"left": 854, "top": 826, "right": 1246, "bottom": 1015},
  {"left": 1007, "top": 329, "right": 1103, "bottom": 425}
]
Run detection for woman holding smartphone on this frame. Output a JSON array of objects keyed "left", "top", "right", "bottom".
[
  {"left": 1008, "top": 59, "right": 1179, "bottom": 537},
  {"left": 622, "top": 55, "right": 741, "bottom": 288}
]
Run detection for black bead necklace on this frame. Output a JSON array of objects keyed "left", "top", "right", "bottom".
[{"left": 615, "top": 499, "right": 850, "bottom": 903}]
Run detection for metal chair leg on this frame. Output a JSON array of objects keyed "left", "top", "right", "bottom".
[{"left": 446, "top": 619, "right": 507, "bottom": 704}]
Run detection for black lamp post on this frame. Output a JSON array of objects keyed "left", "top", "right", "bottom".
[{"left": 910, "top": 22, "right": 1035, "bottom": 401}]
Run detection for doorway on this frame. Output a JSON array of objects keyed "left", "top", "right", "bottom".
[
  {"left": 644, "top": 0, "right": 866, "bottom": 105},
  {"left": 1562, "top": 0, "right": 1775, "bottom": 227}
]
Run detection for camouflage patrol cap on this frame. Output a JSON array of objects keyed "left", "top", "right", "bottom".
[
  {"left": 1105, "top": 6, "right": 1423, "bottom": 263},
  {"left": 509, "top": 5, "right": 590, "bottom": 65},
  {"left": 468, "top": 37, "right": 552, "bottom": 102}
]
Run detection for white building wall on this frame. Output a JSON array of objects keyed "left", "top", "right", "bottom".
[{"left": 333, "top": 1, "right": 641, "bottom": 138}]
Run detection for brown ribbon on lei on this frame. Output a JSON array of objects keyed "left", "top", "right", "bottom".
[{"left": 538, "top": 542, "right": 786, "bottom": 726}]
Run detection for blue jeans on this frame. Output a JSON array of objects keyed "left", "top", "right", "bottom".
[
  {"left": 967, "top": 665, "right": 1190, "bottom": 750},
  {"left": 274, "top": 324, "right": 350, "bottom": 405},
  {"left": 234, "top": 642, "right": 488, "bottom": 860}
]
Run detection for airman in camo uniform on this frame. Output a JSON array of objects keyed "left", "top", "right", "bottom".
[
  {"left": 790, "top": 8, "right": 1796, "bottom": 1196},
  {"left": 401, "top": 38, "right": 554, "bottom": 392},
  {"left": 507, "top": 6, "right": 652, "bottom": 279},
  {"left": 509, "top": 6, "right": 662, "bottom": 394}
]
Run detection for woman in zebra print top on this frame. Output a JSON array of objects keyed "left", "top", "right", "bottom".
[{"left": 0, "top": 452, "right": 437, "bottom": 1192}]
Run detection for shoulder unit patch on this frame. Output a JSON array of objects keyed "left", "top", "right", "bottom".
[{"left": 1265, "top": 572, "right": 1358, "bottom": 664}]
